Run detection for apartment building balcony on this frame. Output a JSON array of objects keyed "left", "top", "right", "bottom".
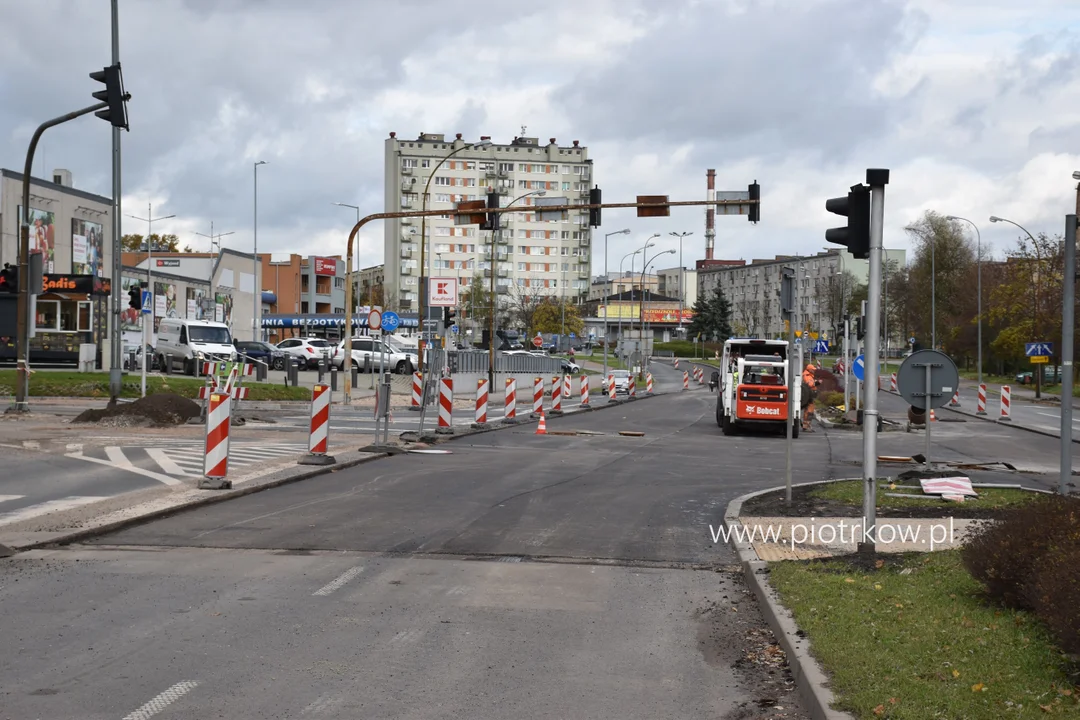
[{"left": 400, "top": 249, "right": 413, "bottom": 259}]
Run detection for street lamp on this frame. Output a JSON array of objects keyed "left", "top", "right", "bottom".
[
  {"left": 640, "top": 248, "right": 677, "bottom": 373},
  {"left": 333, "top": 202, "right": 361, "bottom": 316},
  {"left": 603, "top": 228, "right": 631, "bottom": 378},
  {"left": 618, "top": 247, "right": 646, "bottom": 361},
  {"left": 253, "top": 160, "right": 267, "bottom": 342},
  {"left": 669, "top": 231, "right": 693, "bottom": 337},
  {"left": 126, "top": 204, "right": 175, "bottom": 398},
  {"left": 990, "top": 215, "right": 1044, "bottom": 398},
  {"left": 417, "top": 139, "right": 492, "bottom": 373},
  {"left": 626, "top": 235, "right": 658, "bottom": 361},
  {"left": 946, "top": 215, "right": 984, "bottom": 404},
  {"left": 194, "top": 224, "right": 235, "bottom": 319}
]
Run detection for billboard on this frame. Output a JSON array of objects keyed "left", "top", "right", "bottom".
[
  {"left": 154, "top": 281, "right": 178, "bottom": 332},
  {"left": 215, "top": 291, "right": 233, "bottom": 325},
  {"left": 314, "top": 257, "right": 337, "bottom": 276},
  {"left": 186, "top": 287, "right": 207, "bottom": 320},
  {"left": 597, "top": 304, "right": 694, "bottom": 323},
  {"left": 120, "top": 276, "right": 143, "bottom": 331},
  {"left": 18, "top": 206, "right": 56, "bottom": 272},
  {"left": 72, "top": 218, "right": 104, "bottom": 277}
]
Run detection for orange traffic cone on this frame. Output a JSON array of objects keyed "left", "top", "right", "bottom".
[
  {"left": 536, "top": 409, "right": 547, "bottom": 435},
  {"left": 929, "top": 408, "right": 937, "bottom": 422}
]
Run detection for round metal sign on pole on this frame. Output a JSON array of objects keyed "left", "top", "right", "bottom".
[
  {"left": 532, "top": 336, "right": 543, "bottom": 348},
  {"left": 381, "top": 310, "right": 400, "bottom": 333},
  {"left": 896, "top": 349, "right": 959, "bottom": 410},
  {"left": 368, "top": 309, "right": 382, "bottom": 331}
]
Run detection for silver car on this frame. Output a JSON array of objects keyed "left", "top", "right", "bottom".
[{"left": 610, "top": 369, "right": 631, "bottom": 394}]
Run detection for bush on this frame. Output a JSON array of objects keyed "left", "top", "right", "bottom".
[
  {"left": 817, "top": 390, "right": 845, "bottom": 407},
  {"left": 962, "top": 495, "right": 1080, "bottom": 609},
  {"left": 654, "top": 340, "right": 724, "bottom": 357},
  {"left": 1027, "top": 540, "right": 1080, "bottom": 656}
]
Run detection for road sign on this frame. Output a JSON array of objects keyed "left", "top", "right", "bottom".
[
  {"left": 1026, "top": 342, "right": 1054, "bottom": 357},
  {"left": 852, "top": 354, "right": 865, "bottom": 382},
  {"left": 367, "top": 308, "right": 382, "bottom": 331},
  {"left": 896, "top": 349, "right": 960, "bottom": 410},
  {"left": 141, "top": 290, "right": 152, "bottom": 315},
  {"left": 794, "top": 337, "right": 801, "bottom": 346},
  {"left": 909, "top": 336, "right": 916, "bottom": 345},
  {"left": 450, "top": 324, "right": 459, "bottom": 334},
  {"left": 813, "top": 340, "right": 829, "bottom": 354},
  {"left": 428, "top": 277, "right": 458, "bottom": 307},
  {"left": 1031, "top": 355, "right": 1050, "bottom": 364},
  {"left": 569, "top": 332, "right": 576, "bottom": 339},
  {"left": 532, "top": 336, "right": 543, "bottom": 348},
  {"left": 380, "top": 310, "right": 400, "bottom": 332}
]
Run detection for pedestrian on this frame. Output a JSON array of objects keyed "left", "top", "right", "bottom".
[{"left": 801, "top": 363, "right": 819, "bottom": 432}]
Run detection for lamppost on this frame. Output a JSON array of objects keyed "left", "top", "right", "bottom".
[
  {"left": 333, "top": 202, "right": 361, "bottom": 331},
  {"left": 126, "top": 204, "right": 175, "bottom": 397},
  {"left": 625, "top": 235, "right": 658, "bottom": 363},
  {"left": 669, "top": 231, "right": 693, "bottom": 337},
  {"left": 603, "top": 229, "right": 631, "bottom": 379},
  {"left": 946, "top": 215, "right": 983, "bottom": 402},
  {"left": 194, "top": 224, "right": 235, "bottom": 321},
  {"left": 990, "top": 215, "right": 1044, "bottom": 398},
  {"left": 253, "top": 160, "right": 267, "bottom": 341},
  {"left": 618, "top": 248, "right": 646, "bottom": 362},
  {"left": 417, "top": 139, "right": 492, "bottom": 372},
  {"left": 639, "top": 248, "right": 676, "bottom": 374}
]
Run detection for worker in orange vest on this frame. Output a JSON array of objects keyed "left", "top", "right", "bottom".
[{"left": 801, "top": 363, "right": 819, "bottom": 432}]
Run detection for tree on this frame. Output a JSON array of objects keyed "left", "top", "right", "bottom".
[
  {"left": 460, "top": 274, "right": 495, "bottom": 330},
  {"left": 121, "top": 233, "right": 192, "bottom": 253},
  {"left": 988, "top": 232, "right": 1065, "bottom": 369},
  {"left": 368, "top": 284, "right": 398, "bottom": 313},
  {"left": 903, "top": 211, "right": 977, "bottom": 354},
  {"left": 688, "top": 286, "right": 733, "bottom": 342},
  {"left": 531, "top": 298, "right": 584, "bottom": 336},
  {"left": 733, "top": 298, "right": 763, "bottom": 337},
  {"left": 505, "top": 284, "right": 550, "bottom": 335}
]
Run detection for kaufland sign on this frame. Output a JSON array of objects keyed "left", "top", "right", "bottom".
[{"left": 428, "top": 277, "right": 458, "bottom": 307}]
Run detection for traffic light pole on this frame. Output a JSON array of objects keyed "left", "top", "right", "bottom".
[
  {"left": 10, "top": 101, "right": 108, "bottom": 412},
  {"left": 109, "top": 0, "right": 124, "bottom": 402},
  {"left": 860, "top": 168, "right": 890, "bottom": 556}
]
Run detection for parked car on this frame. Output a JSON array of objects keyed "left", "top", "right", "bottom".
[
  {"left": 235, "top": 340, "right": 286, "bottom": 370},
  {"left": 332, "top": 336, "right": 417, "bottom": 374},
  {"left": 155, "top": 319, "right": 236, "bottom": 375},
  {"left": 122, "top": 344, "right": 159, "bottom": 371},
  {"left": 609, "top": 369, "right": 630, "bottom": 394},
  {"left": 561, "top": 359, "right": 581, "bottom": 374},
  {"left": 275, "top": 337, "right": 333, "bottom": 370}
]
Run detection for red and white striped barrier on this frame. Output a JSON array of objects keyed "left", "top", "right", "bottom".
[
  {"left": 198, "top": 386, "right": 248, "bottom": 400},
  {"left": 646, "top": 372, "right": 654, "bottom": 394},
  {"left": 999, "top": 385, "right": 1011, "bottom": 421},
  {"left": 890, "top": 373, "right": 897, "bottom": 393},
  {"left": 608, "top": 374, "right": 616, "bottom": 401},
  {"left": 475, "top": 378, "right": 489, "bottom": 424},
  {"left": 698, "top": 368, "right": 705, "bottom": 385},
  {"left": 200, "top": 391, "right": 232, "bottom": 489},
  {"left": 977, "top": 383, "right": 987, "bottom": 415},
  {"left": 533, "top": 377, "right": 543, "bottom": 415},
  {"left": 551, "top": 375, "right": 562, "bottom": 412},
  {"left": 629, "top": 374, "right": 637, "bottom": 397},
  {"left": 504, "top": 378, "right": 517, "bottom": 421},
  {"left": 411, "top": 372, "right": 422, "bottom": 408},
  {"left": 297, "top": 383, "right": 336, "bottom": 466},
  {"left": 563, "top": 375, "right": 572, "bottom": 406},
  {"left": 437, "top": 378, "right": 454, "bottom": 431},
  {"left": 949, "top": 389, "right": 960, "bottom": 407},
  {"left": 674, "top": 358, "right": 680, "bottom": 369},
  {"left": 580, "top": 375, "right": 590, "bottom": 406},
  {"left": 683, "top": 371, "right": 689, "bottom": 390}
]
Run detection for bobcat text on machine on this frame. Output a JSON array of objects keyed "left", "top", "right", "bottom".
[{"left": 714, "top": 338, "right": 801, "bottom": 437}]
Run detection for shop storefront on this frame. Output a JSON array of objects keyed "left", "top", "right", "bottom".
[{"left": 0, "top": 274, "right": 111, "bottom": 365}]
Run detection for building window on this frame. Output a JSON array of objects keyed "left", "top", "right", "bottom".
[
  {"left": 402, "top": 158, "right": 418, "bottom": 169},
  {"left": 433, "top": 176, "right": 451, "bottom": 186},
  {"left": 421, "top": 159, "right": 431, "bottom": 168}
]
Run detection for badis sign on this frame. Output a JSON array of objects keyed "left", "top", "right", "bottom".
[{"left": 428, "top": 277, "right": 458, "bottom": 307}]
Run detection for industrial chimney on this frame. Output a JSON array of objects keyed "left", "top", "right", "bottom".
[{"left": 705, "top": 169, "right": 716, "bottom": 260}]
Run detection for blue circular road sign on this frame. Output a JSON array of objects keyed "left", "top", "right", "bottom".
[
  {"left": 852, "top": 354, "right": 865, "bottom": 382},
  {"left": 381, "top": 310, "right": 401, "bottom": 332}
]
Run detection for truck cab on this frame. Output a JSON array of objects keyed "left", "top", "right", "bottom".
[{"left": 716, "top": 338, "right": 801, "bottom": 437}]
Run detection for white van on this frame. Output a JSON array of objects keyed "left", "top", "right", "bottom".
[{"left": 155, "top": 319, "right": 236, "bottom": 375}]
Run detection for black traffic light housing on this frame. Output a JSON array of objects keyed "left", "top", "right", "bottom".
[
  {"left": 128, "top": 285, "right": 142, "bottom": 310},
  {"left": 480, "top": 190, "right": 500, "bottom": 231},
  {"left": 0, "top": 263, "right": 16, "bottom": 293},
  {"left": 748, "top": 181, "right": 760, "bottom": 223},
  {"left": 90, "top": 63, "right": 130, "bottom": 130},
  {"left": 855, "top": 316, "right": 865, "bottom": 340},
  {"left": 825, "top": 184, "right": 871, "bottom": 259},
  {"left": 588, "top": 186, "right": 601, "bottom": 227},
  {"left": 443, "top": 306, "right": 457, "bottom": 327}
]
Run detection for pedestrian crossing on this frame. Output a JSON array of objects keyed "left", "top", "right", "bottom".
[
  {"left": 0, "top": 495, "right": 105, "bottom": 528},
  {"left": 66, "top": 442, "right": 313, "bottom": 482}
]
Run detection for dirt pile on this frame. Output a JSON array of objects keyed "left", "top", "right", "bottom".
[{"left": 73, "top": 393, "right": 201, "bottom": 427}]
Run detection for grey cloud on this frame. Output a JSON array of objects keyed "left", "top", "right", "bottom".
[{"left": 996, "top": 31, "right": 1080, "bottom": 99}]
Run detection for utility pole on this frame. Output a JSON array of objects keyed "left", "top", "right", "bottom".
[
  {"left": 126, "top": 204, "right": 175, "bottom": 397},
  {"left": 1062, "top": 209, "right": 1076, "bottom": 496},
  {"left": 108, "top": 0, "right": 123, "bottom": 401}
]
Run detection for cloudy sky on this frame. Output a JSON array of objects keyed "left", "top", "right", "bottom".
[{"left": 2, "top": 0, "right": 1080, "bottom": 274}]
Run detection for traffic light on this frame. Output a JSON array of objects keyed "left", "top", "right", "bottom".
[
  {"left": 588, "top": 186, "right": 602, "bottom": 227},
  {"left": 90, "top": 63, "right": 130, "bottom": 130},
  {"left": 480, "top": 190, "right": 500, "bottom": 231},
  {"left": 128, "top": 285, "right": 142, "bottom": 310},
  {"left": 855, "top": 316, "right": 865, "bottom": 340},
  {"left": 825, "top": 184, "right": 871, "bottom": 259},
  {"left": 0, "top": 264, "right": 16, "bottom": 293},
  {"left": 443, "top": 306, "right": 456, "bottom": 327},
  {"left": 748, "top": 181, "right": 760, "bottom": 223}
]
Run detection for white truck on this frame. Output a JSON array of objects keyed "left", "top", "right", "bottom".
[{"left": 713, "top": 338, "right": 801, "bottom": 437}]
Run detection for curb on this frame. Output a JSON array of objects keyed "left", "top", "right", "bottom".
[{"left": 724, "top": 484, "right": 855, "bottom": 720}]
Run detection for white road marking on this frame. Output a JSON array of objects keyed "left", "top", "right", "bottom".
[
  {"left": 0, "top": 496, "right": 103, "bottom": 527},
  {"left": 145, "top": 448, "right": 196, "bottom": 477},
  {"left": 21, "top": 440, "right": 40, "bottom": 450},
  {"left": 389, "top": 629, "right": 424, "bottom": 645},
  {"left": 65, "top": 449, "right": 183, "bottom": 487},
  {"left": 121, "top": 680, "right": 199, "bottom": 720},
  {"left": 312, "top": 566, "right": 364, "bottom": 596}
]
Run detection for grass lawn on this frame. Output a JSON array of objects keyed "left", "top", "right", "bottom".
[
  {"left": 811, "top": 480, "right": 1041, "bottom": 511},
  {"left": 0, "top": 370, "right": 311, "bottom": 402},
  {"left": 770, "top": 551, "right": 1079, "bottom": 718}
]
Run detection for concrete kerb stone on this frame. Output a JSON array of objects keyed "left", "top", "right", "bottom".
[
  {"left": 897, "top": 389, "right": 1080, "bottom": 445},
  {"left": 725, "top": 482, "right": 859, "bottom": 720}
]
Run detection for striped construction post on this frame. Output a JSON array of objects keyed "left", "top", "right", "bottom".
[
  {"left": 551, "top": 375, "right": 562, "bottom": 412},
  {"left": 977, "top": 383, "right": 987, "bottom": 415},
  {"left": 629, "top": 374, "right": 637, "bottom": 398},
  {"left": 999, "top": 385, "right": 1012, "bottom": 421},
  {"left": 683, "top": 371, "right": 689, "bottom": 390},
  {"left": 563, "top": 374, "right": 572, "bottom": 406},
  {"left": 950, "top": 389, "right": 961, "bottom": 407},
  {"left": 299, "top": 383, "right": 335, "bottom": 466},
  {"left": 436, "top": 377, "right": 454, "bottom": 433},
  {"left": 532, "top": 377, "right": 544, "bottom": 416},
  {"left": 580, "top": 375, "right": 590, "bottom": 406},
  {"left": 474, "top": 378, "right": 489, "bottom": 426},
  {"left": 890, "top": 373, "right": 898, "bottom": 393},
  {"left": 503, "top": 378, "right": 517, "bottom": 422},
  {"left": 200, "top": 391, "right": 232, "bottom": 489},
  {"left": 698, "top": 368, "right": 705, "bottom": 385},
  {"left": 410, "top": 372, "right": 422, "bottom": 411},
  {"left": 674, "top": 358, "right": 680, "bottom": 369},
  {"left": 646, "top": 372, "right": 654, "bottom": 394},
  {"left": 608, "top": 374, "right": 616, "bottom": 401}
]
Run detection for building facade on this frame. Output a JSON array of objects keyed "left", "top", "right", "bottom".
[
  {"left": 354, "top": 263, "right": 385, "bottom": 305},
  {"left": 655, "top": 266, "right": 697, "bottom": 312},
  {"left": 0, "top": 168, "right": 115, "bottom": 366},
  {"left": 587, "top": 272, "right": 660, "bottom": 301},
  {"left": 384, "top": 132, "right": 594, "bottom": 312}
]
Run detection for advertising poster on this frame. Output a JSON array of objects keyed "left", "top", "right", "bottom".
[
  {"left": 214, "top": 292, "right": 233, "bottom": 326},
  {"left": 186, "top": 287, "right": 206, "bottom": 320},
  {"left": 72, "top": 218, "right": 104, "bottom": 276},
  {"left": 18, "top": 206, "right": 56, "bottom": 272},
  {"left": 154, "top": 281, "right": 178, "bottom": 332},
  {"left": 120, "top": 275, "right": 144, "bottom": 331}
]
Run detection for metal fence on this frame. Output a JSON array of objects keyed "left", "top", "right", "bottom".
[{"left": 438, "top": 350, "right": 563, "bottom": 375}]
